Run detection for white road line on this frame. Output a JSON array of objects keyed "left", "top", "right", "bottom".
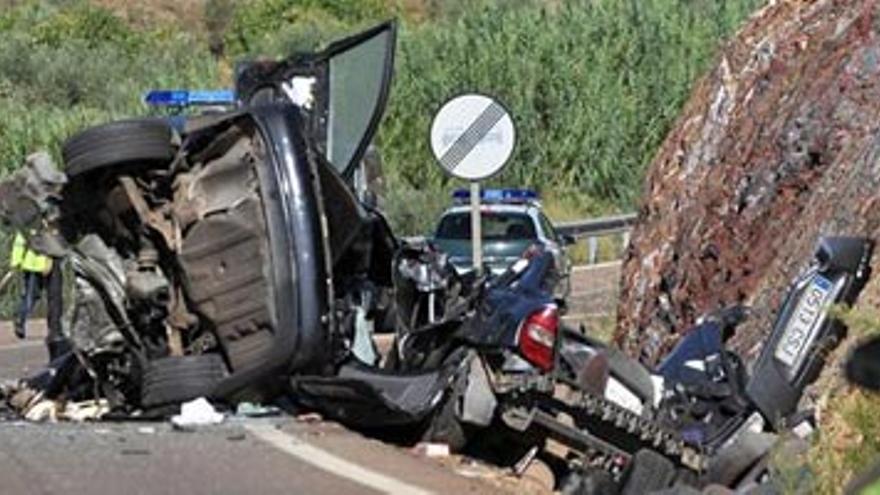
[
  {"left": 0, "top": 341, "right": 43, "bottom": 352},
  {"left": 245, "top": 423, "right": 433, "bottom": 495}
]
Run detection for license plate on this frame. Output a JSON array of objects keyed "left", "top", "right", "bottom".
[{"left": 775, "top": 275, "right": 833, "bottom": 368}]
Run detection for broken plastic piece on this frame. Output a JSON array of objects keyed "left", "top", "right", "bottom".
[
  {"left": 24, "top": 399, "right": 59, "bottom": 422},
  {"left": 235, "top": 402, "right": 281, "bottom": 418},
  {"left": 61, "top": 399, "right": 110, "bottom": 422},
  {"left": 412, "top": 442, "right": 450, "bottom": 458},
  {"left": 170, "top": 397, "right": 224, "bottom": 429},
  {"left": 295, "top": 412, "right": 323, "bottom": 423}
]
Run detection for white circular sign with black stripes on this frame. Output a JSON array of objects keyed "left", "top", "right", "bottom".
[{"left": 429, "top": 93, "right": 516, "bottom": 181}]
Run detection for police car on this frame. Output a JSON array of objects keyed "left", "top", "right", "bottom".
[{"left": 430, "top": 188, "right": 573, "bottom": 295}]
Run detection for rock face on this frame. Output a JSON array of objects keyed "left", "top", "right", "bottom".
[{"left": 616, "top": 0, "right": 880, "bottom": 365}]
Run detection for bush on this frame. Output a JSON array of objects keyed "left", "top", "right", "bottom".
[
  {"left": 380, "top": 0, "right": 764, "bottom": 211},
  {"left": 224, "top": 0, "right": 392, "bottom": 56},
  {"left": 0, "top": 1, "right": 219, "bottom": 173}
]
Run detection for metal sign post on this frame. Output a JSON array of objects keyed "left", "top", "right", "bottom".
[
  {"left": 429, "top": 93, "right": 516, "bottom": 275},
  {"left": 470, "top": 182, "right": 482, "bottom": 274}
]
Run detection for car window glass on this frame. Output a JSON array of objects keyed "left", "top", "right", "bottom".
[
  {"left": 327, "top": 28, "right": 392, "bottom": 175},
  {"left": 538, "top": 213, "right": 559, "bottom": 242},
  {"left": 436, "top": 213, "right": 470, "bottom": 239},
  {"left": 436, "top": 212, "right": 536, "bottom": 241}
]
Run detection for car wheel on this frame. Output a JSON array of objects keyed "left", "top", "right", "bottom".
[
  {"left": 620, "top": 449, "right": 676, "bottom": 495},
  {"left": 140, "top": 354, "right": 226, "bottom": 408},
  {"left": 62, "top": 119, "right": 176, "bottom": 176}
]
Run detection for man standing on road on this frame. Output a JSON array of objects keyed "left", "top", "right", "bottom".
[
  {"left": 9, "top": 232, "right": 62, "bottom": 345},
  {"left": 1, "top": 152, "right": 69, "bottom": 361}
]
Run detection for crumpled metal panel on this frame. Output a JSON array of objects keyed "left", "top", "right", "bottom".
[
  {"left": 617, "top": 0, "right": 880, "bottom": 364},
  {"left": 68, "top": 235, "right": 128, "bottom": 354},
  {"left": 178, "top": 195, "right": 275, "bottom": 372}
]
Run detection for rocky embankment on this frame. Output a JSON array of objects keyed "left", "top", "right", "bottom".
[{"left": 616, "top": 0, "right": 880, "bottom": 364}]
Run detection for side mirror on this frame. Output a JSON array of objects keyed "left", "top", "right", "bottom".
[{"left": 561, "top": 234, "right": 577, "bottom": 247}]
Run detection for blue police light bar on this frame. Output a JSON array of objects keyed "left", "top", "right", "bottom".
[
  {"left": 452, "top": 188, "right": 539, "bottom": 204},
  {"left": 144, "top": 89, "right": 237, "bottom": 107}
]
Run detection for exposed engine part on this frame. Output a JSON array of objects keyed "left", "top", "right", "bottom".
[{"left": 67, "top": 235, "right": 133, "bottom": 355}]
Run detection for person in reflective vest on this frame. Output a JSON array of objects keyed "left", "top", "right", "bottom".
[{"left": 9, "top": 233, "right": 62, "bottom": 352}]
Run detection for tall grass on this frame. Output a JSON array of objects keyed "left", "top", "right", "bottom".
[
  {"left": 380, "top": 0, "right": 763, "bottom": 217},
  {"left": 0, "top": 1, "right": 220, "bottom": 174}
]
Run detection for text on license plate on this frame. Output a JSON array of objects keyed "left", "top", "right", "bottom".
[{"left": 774, "top": 275, "right": 833, "bottom": 368}]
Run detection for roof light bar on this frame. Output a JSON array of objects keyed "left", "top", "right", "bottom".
[
  {"left": 452, "top": 188, "right": 539, "bottom": 204},
  {"left": 144, "top": 89, "right": 237, "bottom": 107}
]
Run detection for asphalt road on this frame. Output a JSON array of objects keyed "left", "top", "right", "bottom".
[
  {"left": 0, "top": 261, "right": 625, "bottom": 495},
  {"left": 0, "top": 322, "right": 514, "bottom": 495}
]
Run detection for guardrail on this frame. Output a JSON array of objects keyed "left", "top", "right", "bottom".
[
  {"left": 555, "top": 212, "right": 637, "bottom": 265},
  {"left": 402, "top": 212, "right": 638, "bottom": 266}
]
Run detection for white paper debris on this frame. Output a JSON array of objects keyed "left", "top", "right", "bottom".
[{"left": 170, "top": 398, "right": 224, "bottom": 429}]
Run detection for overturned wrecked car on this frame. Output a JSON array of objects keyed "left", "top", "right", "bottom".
[{"left": 4, "top": 23, "right": 400, "bottom": 409}]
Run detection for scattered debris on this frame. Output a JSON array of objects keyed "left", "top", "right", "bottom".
[
  {"left": 61, "top": 400, "right": 110, "bottom": 422},
  {"left": 23, "top": 399, "right": 58, "bottom": 422},
  {"left": 170, "top": 398, "right": 224, "bottom": 430},
  {"left": 235, "top": 402, "right": 281, "bottom": 418},
  {"left": 412, "top": 442, "right": 450, "bottom": 458},
  {"left": 295, "top": 412, "right": 323, "bottom": 424}
]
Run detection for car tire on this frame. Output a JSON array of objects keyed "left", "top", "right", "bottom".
[
  {"left": 62, "top": 119, "right": 176, "bottom": 176},
  {"left": 422, "top": 387, "right": 470, "bottom": 452},
  {"left": 620, "top": 449, "right": 676, "bottom": 495},
  {"left": 140, "top": 354, "right": 226, "bottom": 408}
]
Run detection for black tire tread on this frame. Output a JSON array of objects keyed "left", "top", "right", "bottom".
[
  {"left": 63, "top": 119, "right": 175, "bottom": 176},
  {"left": 141, "top": 354, "right": 226, "bottom": 408}
]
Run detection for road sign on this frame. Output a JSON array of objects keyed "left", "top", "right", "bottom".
[
  {"left": 429, "top": 94, "right": 516, "bottom": 181},
  {"left": 429, "top": 94, "right": 516, "bottom": 274}
]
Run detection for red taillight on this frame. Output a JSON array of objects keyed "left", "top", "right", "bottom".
[{"left": 518, "top": 306, "right": 559, "bottom": 371}]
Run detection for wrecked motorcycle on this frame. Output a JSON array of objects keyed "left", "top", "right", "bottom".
[{"left": 291, "top": 235, "right": 871, "bottom": 494}]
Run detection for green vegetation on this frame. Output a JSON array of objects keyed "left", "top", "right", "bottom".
[
  {"left": 0, "top": 2, "right": 219, "bottom": 173},
  {"left": 808, "top": 389, "right": 880, "bottom": 494},
  {"left": 0, "top": 0, "right": 763, "bottom": 233},
  {"left": 803, "top": 307, "right": 880, "bottom": 494}
]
